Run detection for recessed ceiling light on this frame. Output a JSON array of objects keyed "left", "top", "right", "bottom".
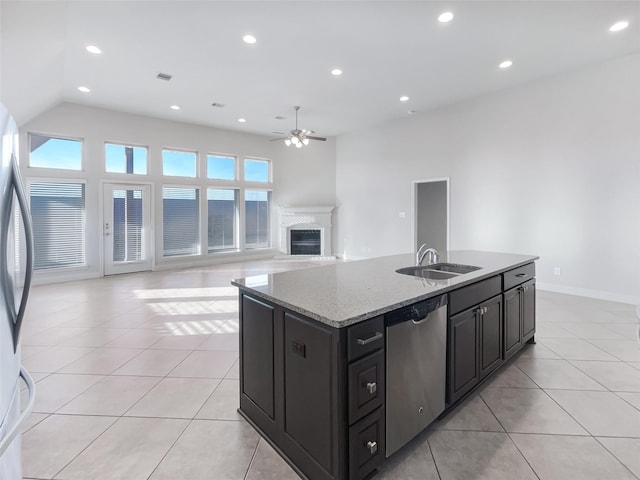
[
  {"left": 400, "top": 96, "right": 410, "bottom": 102},
  {"left": 170, "top": 105, "right": 180, "bottom": 110},
  {"left": 438, "top": 12, "right": 454, "bottom": 23},
  {"left": 86, "top": 45, "right": 102, "bottom": 54},
  {"left": 499, "top": 60, "right": 513, "bottom": 69},
  {"left": 609, "top": 20, "right": 629, "bottom": 32},
  {"left": 331, "top": 68, "right": 343, "bottom": 76},
  {"left": 243, "top": 34, "right": 257, "bottom": 44},
  {"left": 238, "top": 118, "right": 246, "bottom": 123},
  {"left": 77, "top": 86, "right": 91, "bottom": 93}
]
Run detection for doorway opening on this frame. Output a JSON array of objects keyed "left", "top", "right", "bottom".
[{"left": 414, "top": 178, "right": 449, "bottom": 254}]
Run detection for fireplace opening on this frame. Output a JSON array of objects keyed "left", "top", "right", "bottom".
[{"left": 290, "top": 229, "right": 321, "bottom": 256}]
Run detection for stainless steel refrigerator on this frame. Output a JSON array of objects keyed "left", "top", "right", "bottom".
[{"left": 0, "top": 102, "right": 36, "bottom": 479}]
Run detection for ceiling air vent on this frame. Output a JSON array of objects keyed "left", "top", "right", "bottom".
[
  {"left": 211, "top": 103, "right": 225, "bottom": 108},
  {"left": 156, "top": 73, "right": 172, "bottom": 81}
]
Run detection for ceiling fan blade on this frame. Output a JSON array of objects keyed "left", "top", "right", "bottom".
[
  {"left": 306, "top": 136, "right": 327, "bottom": 141},
  {"left": 271, "top": 131, "right": 287, "bottom": 135},
  {"left": 269, "top": 137, "right": 288, "bottom": 142}
]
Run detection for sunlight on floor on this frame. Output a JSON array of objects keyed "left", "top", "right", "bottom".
[
  {"left": 132, "top": 286, "right": 238, "bottom": 299},
  {"left": 163, "top": 319, "right": 226, "bottom": 335}
]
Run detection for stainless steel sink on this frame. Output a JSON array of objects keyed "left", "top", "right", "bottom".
[
  {"left": 396, "top": 263, "right": 480, "bottom": 279},
  {"left": 395, "top": 266, "right": 458, "bottom": 280},
  {"left": 427, "top": 263, "right": 481, "bottom": 274}
]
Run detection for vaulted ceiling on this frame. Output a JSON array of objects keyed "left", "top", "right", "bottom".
[{"left": 1, "top": 1, "right": 638, "bottom": 137}]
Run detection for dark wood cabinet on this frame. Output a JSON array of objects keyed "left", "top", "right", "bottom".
[
  {"left": 503, "top": 278, "right": 536, "bottom": 360},
  {"left": 448, "top": 293, "right": 503, "bottom": 404},
  {"left": 448, "top": 307, "right": 479, "bottom": 404},
  {"left": 479, "top": 295, "right": 503, "bottom": 379},
  {"left": 241, "top": 295, "right": 275, "bottom": 418},
  {"left": 284, "top": 312, "right": 336, "bottom": 473}
]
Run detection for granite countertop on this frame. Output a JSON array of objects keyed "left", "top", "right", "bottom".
[{"left": 231, "top": 250, "right": 539, "bottom": 328}]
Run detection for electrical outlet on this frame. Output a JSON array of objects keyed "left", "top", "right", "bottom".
[
  {"left": 553, "top": 266, "right": 561, "bottom": 276},
  {"left": 398, "top": 211, "right": 406, "bottom": 218}
]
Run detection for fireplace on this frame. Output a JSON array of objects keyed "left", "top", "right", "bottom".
[
  {"left": 278, "top": 206, "right": 335, "bottom": 257},
  {"left": 290, "top": 229, "right": 321, "bottom": 256}
]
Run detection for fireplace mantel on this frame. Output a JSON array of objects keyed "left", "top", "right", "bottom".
[{"left": 278, "top": 206, "right": 335, "bottom": 256}]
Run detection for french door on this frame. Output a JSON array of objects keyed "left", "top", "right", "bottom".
[{"left": 103, "top": 183, "right": 152, "bottom": 275}]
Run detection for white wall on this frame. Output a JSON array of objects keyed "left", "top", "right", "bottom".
[
  {"left": 20, "top": 102, "right": 336, "bottom": 283},
  {"left": 336, "top": 54, "right": 640, "bottom": 304}
]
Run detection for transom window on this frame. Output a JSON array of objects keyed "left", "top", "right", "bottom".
[
  {"left": 162, "top": 149, "right": 197, "bottom": 177},
  {"left": 29, "top": 134, "right": 82, "bottom": 171},
  {"left": 244, "top": 158, "right": 270, "bottom": 182},
  {"left": 207, "top": 154, "right": 236, "bottom": 180},
  {"left": 105, "top": 143, "right": 148, "bottom": 174}
]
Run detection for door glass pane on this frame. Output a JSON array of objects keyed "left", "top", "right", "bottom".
[
  {"left": 245, "top": 190, "right": 270, "bottom": 249},
  {"left": 112, "top": 189, "right": 143, "bottom": 262},
  {"left": 208, "top": 188, "right": 237, "bottom": 252}
]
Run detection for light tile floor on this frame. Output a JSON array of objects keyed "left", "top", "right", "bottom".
[{"left": 19, "top": 260, "right": 640, "bottom": 480}]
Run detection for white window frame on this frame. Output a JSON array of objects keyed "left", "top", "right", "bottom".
[{"left": 161, "top": 184, "right": 202, "bottom": 258}]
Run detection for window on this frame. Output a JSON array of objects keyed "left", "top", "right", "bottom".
[
  {"left": 105, "top": 143, "right": 148, "bottom": 174},
  {"left": 162, "top": 187, "right": 200, "bottom": 256},
  {"left": 207, "top": 155, "right": 236, "bottom": 180},
  {"left": 29, "top": 134, "right": 82, "bottom": 170},
  {"left": 244, "top": 158, "right": 269, "bottom": 182},
  {"left": 207, "top": 189, "right": 237, "bottom": 252},
  {"left": 162, "top": 149, "right": 197, "bottom": 177},
  {"left": 30, "top": 182, "right": 86, "bottom": 269},
  {"left": 245, "top": 190, "right": 271, "bottom": 249}
]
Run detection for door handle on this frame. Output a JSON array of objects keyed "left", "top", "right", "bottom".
[
  {"left": 10, "top": 156, "right": 34, "bottom": 352},
  {"left": 365, "top": 382, "right": 377, "bottom": 395}
]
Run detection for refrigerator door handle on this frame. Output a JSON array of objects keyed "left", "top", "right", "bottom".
[
  {"left": 0, "top": 367, "right": 36, "bottom": 457},
  {"left": 0, "top": 153, "right": 34, "bottom": 352}
]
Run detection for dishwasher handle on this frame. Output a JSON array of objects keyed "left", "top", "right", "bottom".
[{"left": 385, "top": 294, "right": 447, "bottom": 327}]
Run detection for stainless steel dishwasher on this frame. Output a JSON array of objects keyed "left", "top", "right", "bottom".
[{"left": 385, "top": 294, "right": 447, "bottom": 457}]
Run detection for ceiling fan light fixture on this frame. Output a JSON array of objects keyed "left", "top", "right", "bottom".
[
  {"left": 296, "top": 142, "right": 303, "bottom": 148},
  {"left": 291, "top": 136, "right": 299, "bottom": 145},
  {"left": 302, "top": 138, "right": 310, "bottom": 146},
  {"left": 284, "top": 139, "right": 291, "bottom": 146}
]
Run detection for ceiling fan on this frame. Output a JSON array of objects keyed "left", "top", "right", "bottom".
[{"left": 271, "top": 106, "right": 327, "bottom": 148}]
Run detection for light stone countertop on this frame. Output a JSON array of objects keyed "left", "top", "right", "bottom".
[{"left": 232, "top": 250, "right": 539, "bottom": 328}]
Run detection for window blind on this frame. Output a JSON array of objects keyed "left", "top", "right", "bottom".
[
  {"left": 207, "top": 188, "right": 237, "bottom": 252},
  {"left": 245, "top": 190, "right": 270, "bottom": 249},
  {"left": 162, "top": 186, "right": 200, "bottom": 257},
  {"left": 113, "top": 189, "right": 143, "bottom": 262},
  {"left": 30, "top": 182, "right": 86, "bottom": 269}
]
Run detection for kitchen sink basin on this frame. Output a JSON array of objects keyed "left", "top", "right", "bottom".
[
  {"left": 427, "top": 263, "right": 481, "bottom": 274},
  {"left": 395, "top": 266, "right": 458, "bottom": 280},
  {"left": 396, "top": 263, "right": 481, "bottom": 280}
]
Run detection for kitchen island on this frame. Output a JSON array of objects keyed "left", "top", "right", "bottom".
[{"left": 232, "top": 250, "right": 539, "bottom": 480}]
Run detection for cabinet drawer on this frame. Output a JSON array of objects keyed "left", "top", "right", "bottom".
[
  {"left": 347, "top": 316, "right": 384, "bottom": 361},
  {"left": 349, "top": 407, "right": 385, "bottom": 480},
  {"left": 448, "top": 275, "right": 501, "bottom": 316},
  {"left": 503, "top": 263, "right": 535, "bottom": 291},
  {"left": 348, "top": 350, "right": 384, "bottom": 424}
]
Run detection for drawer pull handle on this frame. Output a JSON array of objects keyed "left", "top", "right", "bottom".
[
  {"left": 365, "top": 382, "right": 377, "bottom": 395},
  {"left": 366, "top": 441, "right": 378, "bottom": 455},
  {"left": 515, "top": 273, "right": 528, "bottom": 278},
  {"left": 357, "top": 332, "right": 383, "bottom": 346}
]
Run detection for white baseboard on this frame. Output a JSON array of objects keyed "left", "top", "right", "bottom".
[{"left": 536, "top": 282, "right": 640, "bottom": 306}]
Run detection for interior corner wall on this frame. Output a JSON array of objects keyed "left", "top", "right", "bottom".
[
  {"left": 335, "top": 53, "right": 640, "bottom": 304},
  {"left": 19, "top": 103, "right": 336, "bottom": 282}
]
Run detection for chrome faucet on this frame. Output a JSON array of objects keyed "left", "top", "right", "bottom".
[{"left": 416, "top": 244, "right": 439, "bottom": 266}]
